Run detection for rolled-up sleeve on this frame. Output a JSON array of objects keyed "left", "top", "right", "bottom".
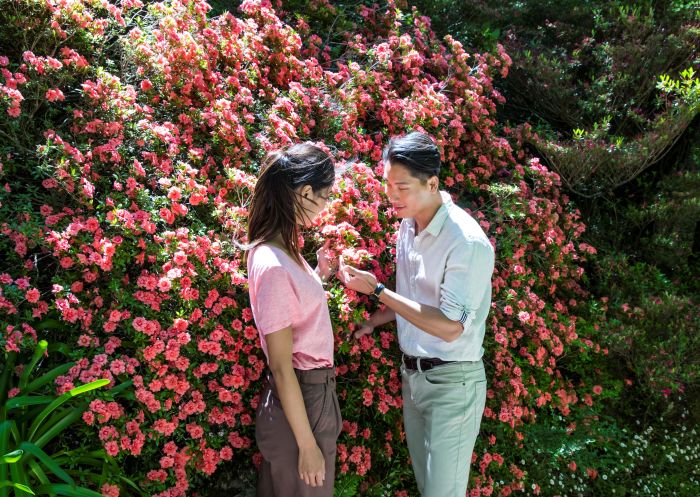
[{"left": 439, "top": 238, "right": 495, "bottom": 333}]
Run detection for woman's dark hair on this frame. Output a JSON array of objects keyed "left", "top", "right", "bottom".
[
  {"left": 247, "top": 142, "right": 335, "bottom": 264},
  {"left": 382, "top": 131, "right": 441, "bottom": 181}
]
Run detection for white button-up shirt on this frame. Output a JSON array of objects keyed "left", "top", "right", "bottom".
[{"left": 396, "top": 191, "right": 495, "bottom": 361}]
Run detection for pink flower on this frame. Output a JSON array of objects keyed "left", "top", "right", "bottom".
[
  {"left": 25, "top": 288, "right": 40, "bottom": 303},
  {"left": 104, "top": 441, "right": 119, "bottom": 457},
  {"left": 101, "top": 483, "right": 119, "bottom": 497},
  {"left": 167, "top": 187, "right": 181, "bottom": 201},
  {"left": 173, "top": 251, "right": 187, "bottom": 265},
  {"left": 157, "top": 278, "right": 172, "bottom": 292},
  {"left": 172, "top": 318, "right": 189, "bottom": 332},
  {"left": 45, "top": 88, "right": 66, "bottom": 102}
]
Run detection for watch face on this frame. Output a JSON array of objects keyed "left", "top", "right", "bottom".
[{"left": 373, "top": 283, "right": 384, "bottom": 297}]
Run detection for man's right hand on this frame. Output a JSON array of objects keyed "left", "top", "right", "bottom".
[{"left": 298, "top": 443, "right": 325, "bottom": 487}]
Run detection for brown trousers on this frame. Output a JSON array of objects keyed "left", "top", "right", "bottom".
[{"left": 256, "top": 368, "right": 342, "bottom": 497}]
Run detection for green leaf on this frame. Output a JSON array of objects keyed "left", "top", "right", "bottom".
[
  {"left": 29, "top": 380, "right": 108, "bottom": 442},
  {"left": 106, "top": 379, "right": 132, "bottom": 397},
  {"left": 10, "top": 462, "right": 32, "bottom": 497},
  {"left": 0, "top": 482, "right": 35, "bottom": 495},
  {"left": 0, "top": 423, "right": 10, "bottom": 497},
  {"left": 32, "top": 409, "right": 82, "bottom": 450},
  {"left": 46, "top": 344, "right": 72, "bottom": 357},
  {"left": 19, "top": 341, "right": 48, "bottom": 390},
  {"left": 1, "top": 450, "right": 23, "bottom": 463},
  {"left": 334, "top": 474, "right": 361, "bottom": 497},
  {"left": 19, "top": 442, "right": 74, "bottom": 485},
  {"left": 117, "top": 475, "right": 143, "bottom": 495},
  {"left": 0, "top": 352, "right": 18, "bottom": 405},
  {"left": 35, "top": 320, "right": 62, "bottom": 331},
  {"left": 26, "top": 364, "right": 75, "bottom": 393},
  {"left": 6, "top": 396, "right": 55, "bottom": 410},
  {"left": 0, "top": 420, "right": 11, "bottom": 450},
  {"left": 68, "top": 379, "right": 110, "bottom": 398},
  {"left": 36, "top": 484, "right": 103, "bottom": 497},
  {"left": 27, "top": 460, "right": 52, "bottom": 495}
]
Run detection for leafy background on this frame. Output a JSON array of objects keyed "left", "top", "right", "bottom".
[{"left": 1, "top": 0, "right": 698, "bottom": 496}]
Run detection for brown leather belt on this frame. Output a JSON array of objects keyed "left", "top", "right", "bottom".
[{"left": 402, "top": 354, "right": 455, "bottom": 372}]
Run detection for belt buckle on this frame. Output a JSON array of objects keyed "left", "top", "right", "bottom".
[{"left": 403, "top": 354, "right": 419, "bottom": 372}]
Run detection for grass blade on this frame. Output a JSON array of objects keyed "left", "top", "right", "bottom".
[
  {"left": 28, "top": 380, "right": 109, "bottom": 442},
  {"left": 20, "top": 442, "right": 74, "bottom": 485}
]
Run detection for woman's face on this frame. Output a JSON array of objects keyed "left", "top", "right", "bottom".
[{"left": 296, "top": 184, "right": 332, "bottom": 227}]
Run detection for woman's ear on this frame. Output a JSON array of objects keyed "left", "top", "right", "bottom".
[{"left": 299, "top": 184, "right": 313, "bottom": 199}]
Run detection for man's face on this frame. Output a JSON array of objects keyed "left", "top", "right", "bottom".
[{"left": 383, "top": 161, "right": 436, "bottom": 219}]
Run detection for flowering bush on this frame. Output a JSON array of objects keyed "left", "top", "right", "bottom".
[{"left": 1, "top": 0, "right": 611, "bottom": 495}]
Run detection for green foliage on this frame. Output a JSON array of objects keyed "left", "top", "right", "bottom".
[
  {"left": 0, "top": 342, "right": 136, "bottom": 497},
  {"left": 413, "top": 0, "right": 700, "bottom": 197},
  {"left": 592, "top": 257, "right": 700, "bottom": 408},
  {"left": 520, "top": 410, "right": 700, "bottom": 496}
]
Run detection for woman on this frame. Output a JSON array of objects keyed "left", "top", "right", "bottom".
[{"left": 246, "top": 142, "right": 342, "bottom": 497}]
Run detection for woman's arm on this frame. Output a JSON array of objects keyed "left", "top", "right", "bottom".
[{"left": 266, "top": 327, "right": 326, "bottom": 488}]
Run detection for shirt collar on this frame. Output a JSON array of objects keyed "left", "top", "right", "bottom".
[{"left": 420, "top": 191, "right": 452, "bottom": 238}]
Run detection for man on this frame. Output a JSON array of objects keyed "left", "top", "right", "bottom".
[{"left": 339, "top": 131, "right": 494, "bottom": 497}]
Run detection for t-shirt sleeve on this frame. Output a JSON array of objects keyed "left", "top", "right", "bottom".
[
  {"left": 249, "top": 265, "right": 300, "bottom": 335},
  {"left": 439, "top": 238, "right": 495, "bottom": 333}
]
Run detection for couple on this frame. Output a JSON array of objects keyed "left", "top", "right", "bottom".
[{"left": 246, "top": 132, "right": 495, "bottom": 497}]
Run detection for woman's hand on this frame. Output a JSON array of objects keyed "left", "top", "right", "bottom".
[
  {"left": 316, "top": 239, "right": 336, "bottom": 282},
  {"left": 353, "top": 321, "right": 375, "bottom": 338},
  {"left": 298, "top": 442, "right": 326, "bottom": 487}
]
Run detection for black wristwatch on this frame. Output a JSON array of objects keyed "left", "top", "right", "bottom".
[{"left": 371, "top": 282, "right": 386, "bottom": 300}]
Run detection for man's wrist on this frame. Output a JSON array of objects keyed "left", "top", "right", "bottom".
[{"left": 372, "top": 282, "right": 385, "bottom": 298}]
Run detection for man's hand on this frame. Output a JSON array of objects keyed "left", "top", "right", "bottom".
[{"left": 338, "top": 257, "right": 377, "bottom": 295}]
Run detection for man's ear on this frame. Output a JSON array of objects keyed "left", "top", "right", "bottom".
[{"left": 429, "top": 175, "right": 439, "bottom": 193}]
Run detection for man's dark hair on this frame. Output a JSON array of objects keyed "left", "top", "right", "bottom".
[{"left": 382, "top": 131, "right": 441, "bottom": 181}]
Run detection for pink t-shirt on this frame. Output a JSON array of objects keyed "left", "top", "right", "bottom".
[{"left": 247, "top": 244, "right": 334, "bottom": 370}]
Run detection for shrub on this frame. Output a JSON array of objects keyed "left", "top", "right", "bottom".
[{"left": 1, "top": 1, "right": 609, "bottom": 495}]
